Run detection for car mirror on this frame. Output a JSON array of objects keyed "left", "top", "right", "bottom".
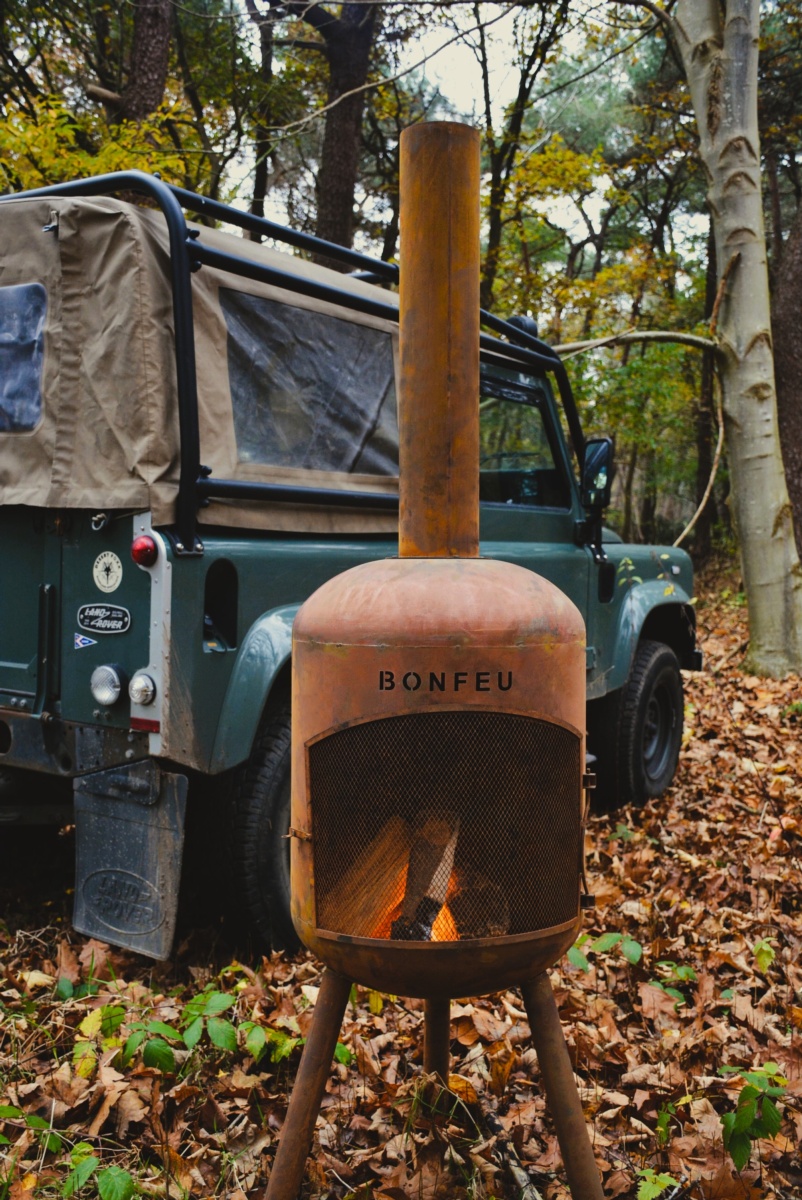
[{"left": 581, "top": 436, "right": 614, "bottom": 509}]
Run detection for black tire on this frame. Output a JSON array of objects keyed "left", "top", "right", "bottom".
[
  {"left": 230, "top": 703, "right": 299, "bottom": 954},
  {"left": 588, "top": 639, "right": 683, "bottom": 811}
]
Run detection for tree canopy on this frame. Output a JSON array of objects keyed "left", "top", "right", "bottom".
[{"left": 3, "top": 0, "right": 802, "bottom": 665}]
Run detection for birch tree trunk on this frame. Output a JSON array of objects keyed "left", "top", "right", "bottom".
[{"left": 674, "top": 0, "right": 802, "bottom": 674}]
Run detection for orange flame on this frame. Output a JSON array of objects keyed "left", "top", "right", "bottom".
[{"left": 370, "top": 868, "right": 459, "bottom": 941}]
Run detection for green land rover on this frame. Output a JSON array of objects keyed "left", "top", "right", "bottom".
[{"left": 0, "top": 172, "right": 700, "bottom": 958}]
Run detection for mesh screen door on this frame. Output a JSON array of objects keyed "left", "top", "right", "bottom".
[{"left": 308, "top": 710, "right": 581, "bottom": 941}]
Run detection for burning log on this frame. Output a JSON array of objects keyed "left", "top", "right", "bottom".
[
  {"left": 449, "top": 868, "right": 510, "bottom": 939},
  {"left": 391, "top": 810, "right": 460, "bottom": 941},
  {"left": 325, "top": 815, "right": 412, "bottom": 938}
]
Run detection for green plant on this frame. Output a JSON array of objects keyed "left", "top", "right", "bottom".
[
  {"left": 655, "top": 1101, "right": 676, "bottom": 1147},
  {"left": 648, "top": 959, "right": 697, "bottom": 1007},
  {"left": 121, "top": 1017, "right": 182, "bottom": 1073},
  {"left": 0, "top": 1104, "right": 63, "bottom": 1155},
  {"left": 567, "top": 930, "right": 643, "bottom": 972},
  {"left": 781, "top": 699, "right": 802, "bottom": 722},
  {"left": 636, "top": 1167, "right": 680, "bottom": 1199},
  {"left": 180, "top": 987, "right": 238, "bottom": 1053},
  {"left": 720, "top": 587, "right": 747, "bottom": 608},
  {"left": 718, "top": 1062, "right": 786, "bottom": 1172},
  {"left": 752, "top": 937, "right": 776, "bottom": 974}
]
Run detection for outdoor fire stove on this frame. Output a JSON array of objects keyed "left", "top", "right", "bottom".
[{"left": 266, "top": 122, "right": 604, "bottom": 1200}]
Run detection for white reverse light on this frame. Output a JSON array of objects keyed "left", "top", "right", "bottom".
[{"left": 90, "top": 665, "right": 124, "bottom": 707}]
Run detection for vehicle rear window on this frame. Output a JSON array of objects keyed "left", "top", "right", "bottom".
[
  {"left": 220, "top": 288, "right": 398, "bottom": 476},
  {"left": 0, "top": 282, "right": 47, "bottom": 433}
]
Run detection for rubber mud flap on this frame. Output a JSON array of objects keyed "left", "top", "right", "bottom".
[{"left": 73, "top": 761, "right": 187, "bottom": 959}]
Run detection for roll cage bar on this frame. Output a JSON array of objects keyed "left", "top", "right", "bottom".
[{"left": 1, "top": 170, "right": 586, "bottom": 555}]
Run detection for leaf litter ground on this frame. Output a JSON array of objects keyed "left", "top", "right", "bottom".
[{"left": 1, "top": 566, "right": 801, "bottom": 1200}]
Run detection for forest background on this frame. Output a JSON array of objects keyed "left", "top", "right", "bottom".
[
  {"left": 2, "top": 3, "right": 802, "bottom": 1200},
  {"left": 2, "top": 0, "right": 800, "bottom": 559}
]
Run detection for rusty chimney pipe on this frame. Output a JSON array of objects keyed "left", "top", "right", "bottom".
[{"left": 398, "top": 122, "right": 480, "bottom": 558}]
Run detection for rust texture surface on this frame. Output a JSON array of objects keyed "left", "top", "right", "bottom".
[
  {"left": 398, "top": 121, "right": 480, "bottom": 558},
  {"left": 291, "top": 557, "right": 585, "bottom": 999},
  {"left": 289, "top": 121, "right": 586, "bottom": 1001}
]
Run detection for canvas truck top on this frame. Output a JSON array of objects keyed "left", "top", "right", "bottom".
[{"left": 0, "top": 196, "right": 399, "bottom": 534}]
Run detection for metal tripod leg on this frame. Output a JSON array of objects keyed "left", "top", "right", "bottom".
[
  {"left": 423, "top": 997, "right": 451, "bottom": 1083},
  {"left": 520, "top": 973, "right": 605, "bottom": 1200},
  {"left": 265, "top": 969, "right": 351, "bottom": 1200}
]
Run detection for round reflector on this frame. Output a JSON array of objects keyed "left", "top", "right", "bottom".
[{"left": 131, "top": 535, "right": 158, "bottom": 567}]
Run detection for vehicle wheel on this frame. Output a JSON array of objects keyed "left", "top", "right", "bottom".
[
  {"left": 230, "top": 703, "right": 299, "bottom": 954},
  {"left": 588, "top": 640, "right": 683, "bottom": 811}
]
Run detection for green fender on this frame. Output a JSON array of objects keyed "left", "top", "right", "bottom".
[
  {"left": 210, "top": 604, "right": 299, "bottom": 772},
  {"left": 606, "top": 580, "right": 696, "bottom": 694}
]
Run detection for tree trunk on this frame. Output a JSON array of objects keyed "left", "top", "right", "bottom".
[
  {"left": 639, "top": 446, "right": 657, "bottom": 544},
  {"left": 119, "top": 0, "right": 171, "bottom": 122},
  {"left": 308, "top": 3, "right": 379, "bottom": 260},
  {"left": 675, "top": 0, "right": 802, "bottom": 674},
  {"left": 247, "top": 2, "right": 275, "bottom": 236},
  {"left": 622, "top": 444, "right": 638, "bottom": 542},
  {"left": 772, "top": 200, "right": 802, "bottom": 558}
]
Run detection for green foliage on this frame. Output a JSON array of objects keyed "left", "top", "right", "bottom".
[
  {"left": 63, "top": 1145, "right": 100, "bottom": 1196},
  {"left": 753, "top": 937, "right": 776, "bottom": 974},
  {"left": 567, "top": 929, "right": 643, "bottom": 972},
  {"left": 0, "top": 1106, "right": 62, "bottom": 1155},
  {"left": 0, "top": 96, "right": 194, "bottom": 193},
  {"left": 179, "top": 987, "right": 237, "bottom": 1055},
  {"left": 636, "top": 1167, "right": 680, "bottom": 1199},
  {"left": 97, "top": 1166, "right": 135, "bottom": 1200},
  {"left": 718, "top": 1063, "right": 787, "bottom": 1171}
]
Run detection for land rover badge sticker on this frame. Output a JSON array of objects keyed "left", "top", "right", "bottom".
[
  {"left": 77, "top": 604, "right": 131, "bottom": 635},
  {"left": 93, "top": 550, "right": 123, "bottom": 593}
]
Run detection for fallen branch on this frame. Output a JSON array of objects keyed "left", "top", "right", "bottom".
[{"left": 555, "top": 329, "right": 716, "bottom": 356}]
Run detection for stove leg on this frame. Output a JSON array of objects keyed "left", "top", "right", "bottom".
[
  {"left": 520, "top": 973, "right": 604, "bottom": 1200},
  {"left": 265, "top": 969, "right": 351, "bottom": 1200},
  {"left": 423, "top": 997, "right": 451, "bottom": 1083}
]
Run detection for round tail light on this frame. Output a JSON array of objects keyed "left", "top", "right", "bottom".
[{"left": 131, "top": 535, "right": 158, "bottom": 567}]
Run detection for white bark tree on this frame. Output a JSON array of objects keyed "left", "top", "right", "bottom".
[{"left": 674, "top": 0, "right": 802, "bottom": 674}]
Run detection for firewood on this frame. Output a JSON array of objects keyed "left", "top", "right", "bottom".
[
  {"left": 449, "top": 868, "right": 510, "bottom": 939},
  {"left": 324, "top": 815, "right": 412, "bottom": 938},
  {"left": 391, "top": 810, "right": 460, "bottom": 940}
]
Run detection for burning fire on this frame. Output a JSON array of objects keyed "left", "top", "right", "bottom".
[{"left": 371, "top": 867, "right": 459, "bottom": 941}]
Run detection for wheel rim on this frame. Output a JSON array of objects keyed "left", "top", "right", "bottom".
[{"left": 642, "top": 678, "right": 676, "bottom": 782}]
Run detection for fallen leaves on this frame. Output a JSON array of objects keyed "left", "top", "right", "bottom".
[{"left": 2, "top": 570, "right": 802, "bottom": 1199}]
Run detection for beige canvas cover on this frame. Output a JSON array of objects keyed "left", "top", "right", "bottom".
[{"left": 0, "top": 196, "right": 399, "bottom": 532}]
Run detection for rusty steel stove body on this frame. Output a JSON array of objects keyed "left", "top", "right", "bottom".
[
  {"left": 292, "top": 557, "right": 585, "bottom": 998},
  {"left": 267, "top": 123, "right": 604, "bottom": 1200}
]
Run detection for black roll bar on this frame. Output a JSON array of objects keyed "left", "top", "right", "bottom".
[{"left": 0, "top": 170, "right": 587, "bottom": 552}]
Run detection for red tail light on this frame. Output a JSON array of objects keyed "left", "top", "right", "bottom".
[{"left": 131, "top": 534, "right": 158, "bottom": 567}]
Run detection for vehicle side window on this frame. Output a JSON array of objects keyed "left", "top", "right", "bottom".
[
  {"left": 0, "top": 282, "right": 47, "bottom": 433},
  {"left": 479, "top": 377, "right": 570, "bottom": 509},
  {"left": 220, "top": 288, "right": 398, "bottom": 476}
]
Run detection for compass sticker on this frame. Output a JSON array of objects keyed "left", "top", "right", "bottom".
[{"left": 93, "top": 551, "right": 123, "bottom": 593}]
